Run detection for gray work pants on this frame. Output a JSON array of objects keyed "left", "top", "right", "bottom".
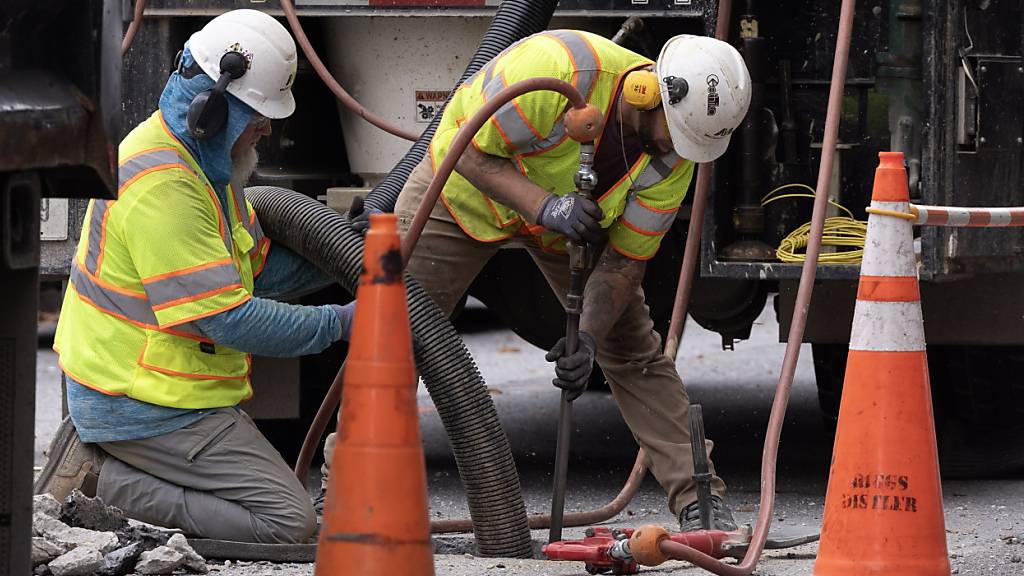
[
  {"left": 325, "top": 158, "right": 725, "bottom": 516},
  {"left": 97, "top": 408, "right": 315, "bottom": 544}
]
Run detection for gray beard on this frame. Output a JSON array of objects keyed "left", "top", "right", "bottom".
[{"left": 230, "top": 147, "right": 259, "bottom": 191}]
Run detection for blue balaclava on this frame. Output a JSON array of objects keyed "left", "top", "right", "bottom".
[{"left": 159, "top": 44, "right": 255, "bottom": 191}]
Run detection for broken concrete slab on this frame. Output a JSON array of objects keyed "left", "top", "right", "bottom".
[
  {"left": 96, "top": 543, "right": 143, "bottom": 576},
  {"left": 47, "top": 526, "right": 120, "bottom": 554},
  {"left": 33, "top": 511, "right": 71, "bottom": 537},
  {"left": 135, "top": 546, "right": 185, "bottom": 575},
  {"left": 31, "top": 537, "right": 66, "bottom": 566},
  {"left": 61, "top": 489, "right": 127, "bottom": 533},
  {"left": 48, "top": 547, "right": 104, "bottom": 576},
  {"left": 34, "top": 494, "right": 63, "bottom": 519},
  {"left": 167, "top": 533, "right": 209, "bottom": 573}
]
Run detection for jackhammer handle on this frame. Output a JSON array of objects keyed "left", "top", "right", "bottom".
[{"left": 549, "top": 390, "right": 573, "bottom": 543}]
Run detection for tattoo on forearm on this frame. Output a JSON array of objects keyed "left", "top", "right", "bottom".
[{"left": 580, "top": 248, "right": 646, "bottom": 342}]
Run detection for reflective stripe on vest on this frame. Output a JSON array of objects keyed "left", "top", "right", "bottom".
[
  {"left": 69, "top": 263, "right": 204, "bottom": 337},
  {"left": 84, "top": 200, "right": 110, "bottom": 275},
  {"left": 78, "top": 148, "right": 243, "bottom": 328},
  {"left": 143, "top": 258, "right": 243, "bottom": 311},
  {"left": 619, "top": 152, "right": 683, "bottom": 235},
  {"left": 486, "top": 31, "right": 600, "bottom": 156},
  {"left": 228, "top": 184, "right": 265, "bottom": 256},
  {"left": 91, "top": 149, "right": 233, "bottom": 262},
  {"left": 119, "top": 148, "right": 193, "bottom": 193},
  {"left": 621, "top": 198, "right": 678, "bottom": 235},
  {"left": 632, "top": 152, "right": 680, "bottom": 190}
]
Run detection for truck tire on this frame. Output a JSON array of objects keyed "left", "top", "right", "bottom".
[{"left": 811, "top": 344, "right": 1024, "bottom": 478}]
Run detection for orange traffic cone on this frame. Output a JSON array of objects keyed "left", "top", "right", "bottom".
[
  {"left": 315, "top": 213, "right": 435, "bottom": 576},
  {"left": 813, "top": 152, "right": 950, "bottom": 575}
]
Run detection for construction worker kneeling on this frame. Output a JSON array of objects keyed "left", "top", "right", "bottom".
[
  {"left": 327, "top": 30, "right": 752, "bottom": 531},
  {"left": 35, "top": 10, "right": 354, "bottom": 544}
]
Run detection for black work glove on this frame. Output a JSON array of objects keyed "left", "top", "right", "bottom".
[
  {"left": 545, "top": 331, "right": 597, "bottom": 402},
  {"left": 536, "top": 193, "right": 605, "bottom": 244},
  {"left": 349, "top": 195, "right": 383, "bottom": 235}
]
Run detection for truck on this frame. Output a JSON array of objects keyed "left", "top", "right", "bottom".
[
  {"left": 37, "top": 0, "right": 1024, "bottom": 511},
  {"left": 1, "top": 0, "right": 121, "bottom": 571}
]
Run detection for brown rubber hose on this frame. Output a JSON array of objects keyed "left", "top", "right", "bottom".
[
  {"left": 431, "top": 0, "right": 738, "bottom": 533},
  {"left": 401, "top": 77, "right": 589, "bottom": 264},
  {"left": 279, "top": 0, "right": 420, "bottom": 142},
  {"left": 121, "top": 0, "right": 147, "bottom": 56},
  {"left": 648, "top": 0, "right": 857, "bottom": 573},
  {"left": 293, "top": 77, "right": 590, "bottom": 483}
]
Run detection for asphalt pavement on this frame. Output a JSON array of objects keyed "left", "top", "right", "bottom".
[{"left": 34, "top": 305, "right": 1024, "bottom": 575}]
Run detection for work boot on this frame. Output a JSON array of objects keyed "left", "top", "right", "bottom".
[
  {"left": 678, "top": 495, "right": 738, "bottom": 532},
  {"left": 34, "top": 417, "right": 106, "bottom": 502}
]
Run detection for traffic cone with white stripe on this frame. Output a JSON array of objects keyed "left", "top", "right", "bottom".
[
  {"left": 813, "top": 152, "right": 950, "bottom": 575},
  {"left": 314, "top": 214, "right": 435, "bottom": 575}
]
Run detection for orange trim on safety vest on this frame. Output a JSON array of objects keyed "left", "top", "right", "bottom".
[
  {"left": 57, "top": 358, "right": 126, "bottom": 397},
  {"left": 618, "top": 216, "right": 665, "bottom": 237},
  {"left": 136, "top": 343, "right": 251, "bottom": 381},
  {"left": 69, "top": 278, "right": 213, "bottom": 343},
  {"left": 549, "top": 34, "right": 579, "bottom": 93},
  {"left": 159, "top": 294, "right": 252, "bottom": 329},
  {"left": 856, "top": 275, "right": 921, "bottom": 302},
  {"left": 609, "top": 239, "right": 655, "bottom": 261},
  {"left": 118, "top": 164, "right": 190, "bottom": 196},
  {"left": 120, "top": 146, "right": 180, "bottom": 166},
  {"left": 440, "top": 192, "right": 517, "bottom": 243},
  {"left": 509, "top": 95, "right": 548, "bottom": 142},
  {"left": 229, "top": 184, "right": 246, "bottom": 226},
  {"left": 150, "top": 283, "right": 244, "bottom": 312},
  {"left": 141, "top": 257, "right": 235, "bottom": 285},
  {"left": 94, "top": 206, "right": 112, "bottom": 275},
  {"left": 635, "top": 197, "right": 678, "bottom": 213},
  {"left": 251, "top": 237, "right": 271, "bottom": 277},
  {"left": 76, "top": 261, "right": 147, "bottom": 298},
  {"left": 599, "top": 155, "right": 646, "bottom": 203},
  {"left": 156, "top": 111, "right": 229, "bottom": 245}
]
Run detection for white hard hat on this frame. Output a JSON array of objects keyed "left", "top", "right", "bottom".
[
  {"left": 189, "top": 9, "right": 297, "bottom": 119},
  {"left": 655, "top": 35, "right": 751, "bottom": 163}
]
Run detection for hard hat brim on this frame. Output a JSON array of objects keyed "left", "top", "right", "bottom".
[
  {"left": 662, "top": 104, "right": 732, "bottom": 163},
  {"left": 236, "top": 88, "right": 295, "bottom": 120}
]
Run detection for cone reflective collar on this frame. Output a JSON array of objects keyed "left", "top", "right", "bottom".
[
  {"left": 315, "top": 214, "right": 435, "bottom": 575},
  {"left": 814, "top": 152, "right": 950, "bottom": 576}
]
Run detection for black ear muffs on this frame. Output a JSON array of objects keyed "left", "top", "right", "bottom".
[{"left": 186, "top": 51, "right": 248, "bottom": 140}]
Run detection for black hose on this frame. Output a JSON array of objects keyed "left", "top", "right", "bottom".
[{"left": 250, "top": 1, "right": 559, "bottom": 557}]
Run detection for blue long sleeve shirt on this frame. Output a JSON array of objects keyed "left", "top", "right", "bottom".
[{"left": 68, "top": 240, "right": 341, "bottom": 443}]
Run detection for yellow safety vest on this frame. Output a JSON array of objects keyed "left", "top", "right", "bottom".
[
  {"left": 54, "top": 111, "right": 271, "bottom": 409},
  {"left": 431, "top": 30, "right": 695, "bottom": 260}
]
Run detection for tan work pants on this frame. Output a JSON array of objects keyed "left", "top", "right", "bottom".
[
  {"left": 98, "top": 408, "right": 316, "bottom": 543},
  {"left": 327, "top": 159, "right": 725, "bottom": 515}
]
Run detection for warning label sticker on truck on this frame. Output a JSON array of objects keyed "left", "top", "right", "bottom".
[
  {"left": 40, "top": 198, "right": 69, "bottom": 241},
  {"left": 415, "top": 90, "right": 450, "bottom": 124}
]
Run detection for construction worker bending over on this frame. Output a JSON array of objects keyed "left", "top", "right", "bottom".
[
  {"left": 35, "top": 10, "right": 352, "bottom": 544},
  {"left": 329, "top": 30, "right": 752, "bottom": 530}
]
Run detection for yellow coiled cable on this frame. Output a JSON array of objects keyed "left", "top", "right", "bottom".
[{"left": 760, "top": 183, "right": 867, "bottom": 264}]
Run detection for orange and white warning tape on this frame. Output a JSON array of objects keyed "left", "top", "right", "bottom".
[{"left": 865, "top": 204, "right": 1024, "bottom": 227}]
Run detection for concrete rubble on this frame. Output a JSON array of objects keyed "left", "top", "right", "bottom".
[
  {"left": 31, "top": 491, "right": 207, "bottom": 575},
  {"left": 47, "top": 546, "right": 104, "bottom": 576}
]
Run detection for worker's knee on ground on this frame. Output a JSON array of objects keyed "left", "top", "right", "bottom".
[{"left": 256, "top": 494, "right": 316, "bottom": 544}]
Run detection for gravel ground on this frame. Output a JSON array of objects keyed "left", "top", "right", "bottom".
[{"left": 34, "top": 306, "right": 1024, "bottom": 575}]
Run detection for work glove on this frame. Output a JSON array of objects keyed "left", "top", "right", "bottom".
[
  {"left": 331, "top": 302, "right": 356, "bottom": 342},
  {"left": 349, "top": 195, "right": 383, "bottom": 235},
  {"left": 536, "top": 193, "right": 605, "bottom": 244},
  {"left": 545, "top": 331, "right": 597, "bottom": 402}
]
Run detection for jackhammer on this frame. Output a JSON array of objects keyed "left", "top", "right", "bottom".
[{"left": 549, "top": 142, "right": 598, "bottom": 543}]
